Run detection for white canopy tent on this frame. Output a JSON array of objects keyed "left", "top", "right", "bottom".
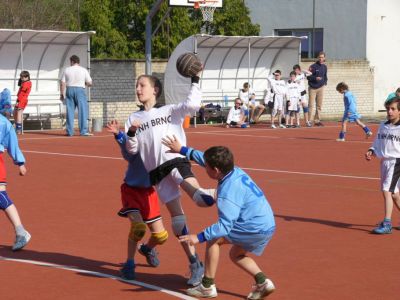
[
  {"left": 164, "top": 34, "right": 304, "bottom": 105},
  {"left": 0, "top": 29, "right": 95, "bottom": 110}
]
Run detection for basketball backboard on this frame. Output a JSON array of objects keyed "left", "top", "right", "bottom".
[{"left": 169, "top": 0, "right": 223, "bottom": 8}]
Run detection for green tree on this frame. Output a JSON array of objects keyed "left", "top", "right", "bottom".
[
  {"left": 80, "top": 0, "right": 129, "bottom": 58},
  {"left": 80, "top": 0, "right": 260, "bottom": 59},
  {"left": 0, "top": 0, "right": 79, "bottom": 30}
]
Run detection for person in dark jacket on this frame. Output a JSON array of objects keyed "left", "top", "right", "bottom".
[{"left": 307, "top": 51, "right": 328, "bottom": 126}]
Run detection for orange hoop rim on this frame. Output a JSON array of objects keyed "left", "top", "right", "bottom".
[{"left": 193, "top": 0, "right": 219, "bottom": 10}]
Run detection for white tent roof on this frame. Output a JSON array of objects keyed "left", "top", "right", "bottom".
[
  {"left": 0, "top": 29, "right": 95, "bottom": 99},
  {"left": 164, "top": 34, "right": 303, "bottom": 104}
]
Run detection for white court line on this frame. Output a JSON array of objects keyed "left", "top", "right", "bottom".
[
  {"left": 24, "top": 150, "right": 123, "bottom": 160},
  {"left": 188, "top": 131, "right": 372, "bottom": 144},
  {"left": 0, "top": 256, "right": 196, "bottom": 300},
  {"left": 23, "top": 150, "right": 379, "bottom": 180},
  {"left": 19, "top": 135, "right": 110, "bottom": 141}
]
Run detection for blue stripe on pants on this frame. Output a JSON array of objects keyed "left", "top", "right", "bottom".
[{"left": 66, "top": 87, "right": 88, "bottom": 135}]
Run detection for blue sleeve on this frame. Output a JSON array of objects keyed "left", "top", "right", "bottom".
[
  {"left": 201, "top": 196, "right": 242, "bottom": 241},
  {"left": 114, "top": 131, "right": 132, "bottom": 161},
  {"left": 346, "top": 92, "right": 357, "bottom": 114},
  {"left": 180, "top": 146, "right": 206, "bottom": 167},
  {"left": 4, "top": 123, "right": 25, "bottom": 165}
]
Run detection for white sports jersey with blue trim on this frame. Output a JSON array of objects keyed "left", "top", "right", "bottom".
[
  {"left": 125, "top": 83, "right": 201, "bottom": 172},
  {"left": 370, "top": 121, "right": 400, "bottom": 159}
]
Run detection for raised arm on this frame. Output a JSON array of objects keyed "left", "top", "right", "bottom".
[
  {"left": 107, "top": 120, "right": 132, "bottom": 161},
  {"left": 171, "top": 76, "right": 202, "bottom": 118},
  {"left": 161, "top": 135, "right": 206, "bottom": 167}
]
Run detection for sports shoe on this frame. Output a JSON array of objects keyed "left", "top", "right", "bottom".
[
  {"left": 81, "top": 132, "right": 93, "bottom": 136},
  {"left": 306, "top": 121, "right": 312, "bottom": 127},
  {"left": 138, "top": 244, "right": 160, "bottom": 267},
  {"left": 12, "top": 231, "right": 31, "bottom": 251},
  {"left": 187, "top": 283, "right": 217, "bottom": 298},
  {"left": 314, "top": 122, "right": 324, "bottom": 127},
  {"left": 279, "top": 124, "right": 286, "bottom": 128},
  {"left": 120, "top": 261, "right": 135, "bottom": 280},
  {"left": 372, "top": 221, "right": 392, "bottom": 234},
  {"left": 336, "top": 138, "right": 346, "bottom": 142},
  {"left": 286, "top": 125, "right": 291, "bottom": 128},
  {"left": 366, "top": 131, "right": 373, "bottom": 138},
  {"left": 271, "top": 124, "right": 276, "bottom": 129},
  {"left": 187, "top": 260, "right": 204, "bottom": 286},
  {"left": 247, "top": 279, "right": 276, "bottom": 300}
]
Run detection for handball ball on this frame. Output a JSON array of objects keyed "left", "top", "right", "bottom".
[{"left": 176, "top": 52, "right": 203, "bottom": 78}]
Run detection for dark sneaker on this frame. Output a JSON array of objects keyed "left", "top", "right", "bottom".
[
  {"left": 120, "top": 261, "right": 135, "bottom": 280},
  {"left": 372, "top": 222, "right": 392, "bottom": 234},
  {"left": 314, "top": 122, "right": 324, "bottom": 127},
  {"left": 187, "top": 260, "right": 204, "bottom": 286},
  {"left": 138, "top": 244, "right": 160, "bottom": 267}
]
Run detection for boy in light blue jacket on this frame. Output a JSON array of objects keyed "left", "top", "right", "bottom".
[{"left": 162, "top": 136, "right": 276, "bottom": 300}]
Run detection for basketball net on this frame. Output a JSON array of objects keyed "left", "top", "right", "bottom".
[{"left": 194, "top": 1, "right": 218, "bottom": 23}]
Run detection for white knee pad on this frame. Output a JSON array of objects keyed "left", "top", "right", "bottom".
[
  {"left": 193, "top": 188, "right": 216, "bottom": 207},
  {"left": 172, "top": 215, "right": 189, "bottom": 237}
]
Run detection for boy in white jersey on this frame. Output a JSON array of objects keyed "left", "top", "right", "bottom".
[
  {"left": 125, "top": 74, "right": 215, "bottom": 285},
  {"left": 293, "top": 64, "right": 312, "bottom": 127},
  {"left": 239, "top": 83, "right": 265, "bottom": 124},
  {"left": 286, "top": 71, "right": 301, "bottom": 128},
  {"left": 267, "top": 70, "right": 287, "bottom": 129},
  {"left": 225, "top": 98, "right": 248, "bottom": 128},
  {"left": 366, "top": 97, "right": 400, "bottom": 234}
]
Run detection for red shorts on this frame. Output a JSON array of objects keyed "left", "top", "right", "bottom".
[
  {"left": 118, "top": 183, "right": 161, "bottom": 223},
  {"left": 0, "top": 154, "right": 6, "bottom": 185},
  {"left": 15, "top": 99, "right": 28, "bottom": 110}
]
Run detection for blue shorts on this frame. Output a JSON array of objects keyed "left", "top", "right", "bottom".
[
  {"left": 343, "top": 111, "right": 361, "bottom": 123},
  {"left": 225, "top": 226, "right": 275, "bottom": 256}
]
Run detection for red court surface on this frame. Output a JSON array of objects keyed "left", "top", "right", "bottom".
[{"left": 1, "top": 122, "right": 400, "bottom": 300}]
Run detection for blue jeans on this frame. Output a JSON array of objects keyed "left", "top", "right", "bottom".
[{"left": 65, "top": 87, "right": 88, "bottom": 135}]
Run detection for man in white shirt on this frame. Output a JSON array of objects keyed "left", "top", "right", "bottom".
[{"left": 60, "top": 55, "right": 92, "bottom": 136}]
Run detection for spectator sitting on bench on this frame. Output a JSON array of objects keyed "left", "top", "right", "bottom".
[
  {"left": 239, "top": 82, "right": 265, "bottom": 124},
  {"left": 225, "top": 98, "right": 248, "bottom": 128}
]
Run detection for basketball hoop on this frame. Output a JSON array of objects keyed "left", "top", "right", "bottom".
[{"left": 194, "top": 1, "right": 218, "bottom": 22}]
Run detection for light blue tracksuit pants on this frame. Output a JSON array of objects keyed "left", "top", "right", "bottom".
[{"left": 65, "top": 87, "right": 88, "bottom": 136}]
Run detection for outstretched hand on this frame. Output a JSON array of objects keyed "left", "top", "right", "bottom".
[
  {"left": 19, "top": 165, "right": 27, "bottom": 176},
  {"left": 365, "top": 150, "right": 373, "bottom": 161},
  {"left": 106, "top": 120, "right": 120, "bottom": 135},
  {"left": 128, "top": 119, "right": 141, "bottom": 133},
  {"left": 161, "top": 135, "right": 182, "bottom": 153},
  {"left": 179, "top": 234, "right": 199, "bottom": 246}
]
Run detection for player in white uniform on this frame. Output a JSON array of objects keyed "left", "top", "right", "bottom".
[
  {"left": 266, "top": 70, "right": 287, "bottom": 129},
  {"left": 293, "top": 64, "right": 312, "bottom": 127},
  {"left": 125, "top": 74, "right": 214, "bottom": 285},
  {"left": 225, "top": 98, "right": 247, "bottom": 128},
  {"left": 366, "top": 97, "right": 400, "bottom": 234},
  {"left": 286, "top": 71, "right": 302, "bottom": 128}
]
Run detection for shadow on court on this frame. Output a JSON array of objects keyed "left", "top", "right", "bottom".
[
  {"left": 0, "top": 246, "right": 121, "bottom": 276},
  {"left": 275, "top": 214, "right": 373, "bottom": 232}
]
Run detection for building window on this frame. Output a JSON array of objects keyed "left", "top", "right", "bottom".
[{"left": 275, "top": 29, "right": 323, "bottom": 59}]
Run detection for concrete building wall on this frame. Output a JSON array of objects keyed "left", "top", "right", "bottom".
[
  {"left": 89, "top": 59, "right": 167, "bottom": 126},
  {"left": 366, "top": 0, "right": 400, "bottom": 110},
  {"left": 245, "top": 0, "right": 368, "bottom": 60},
  {"left": 88, "top": 59, "right": 375, "bottom": 127}
]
